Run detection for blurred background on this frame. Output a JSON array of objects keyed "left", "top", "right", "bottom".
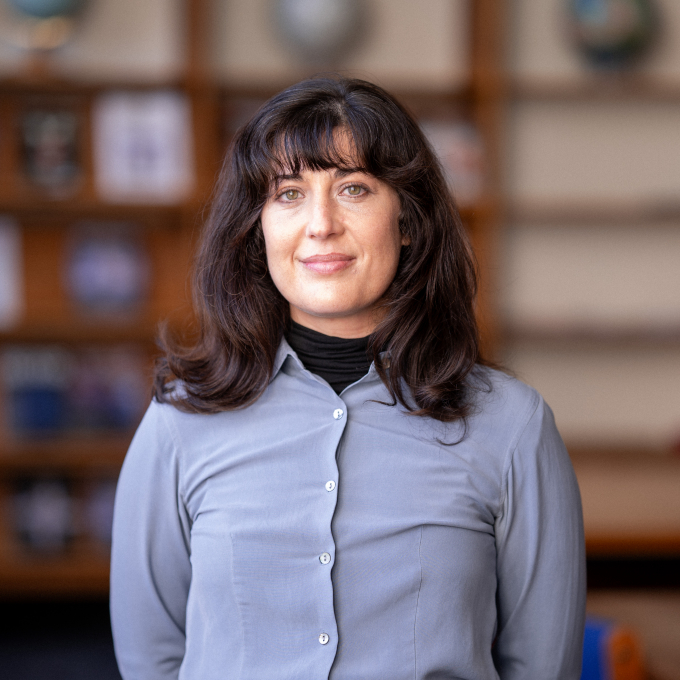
[{"left": 0, "top": 0, "right": 678, "bottom": 678}]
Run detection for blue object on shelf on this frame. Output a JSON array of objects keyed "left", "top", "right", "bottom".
[
  {"left": 7, "top": 0, "right": 83, "bottom": 19},
  {"left": 11, "top": 387, "right": 66, "bottom": 433},
  {"left": 580, "top": 616, "right": 645, "bottom": 680},
  {"left": 581, "top": 618, "right": 608, "bottom": 680},
  {"left": 569, "top": 0, "right": 657, "bottom": 69}
]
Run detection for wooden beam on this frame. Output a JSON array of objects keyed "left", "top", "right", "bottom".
[
  {"left": 469, "top": 0, "right": 508, "bottom": 360},
  {"left": 186, "top": 0, "right": 209, "bottom": 85}
]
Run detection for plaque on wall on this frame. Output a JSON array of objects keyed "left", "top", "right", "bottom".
[{"left": 568, "top": 0, "right": 657, "bottom": 69}]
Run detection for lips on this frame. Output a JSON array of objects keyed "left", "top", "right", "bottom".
[{"left": 300, "top": 253, "right": 355, "bottom": 274}]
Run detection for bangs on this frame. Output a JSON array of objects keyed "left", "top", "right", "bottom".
[
  {"left": 264, "top": 123, "right": 368, "bottom": 184},
  {"left": 235, "top": 76, "right": 428, "bottom": 200}
]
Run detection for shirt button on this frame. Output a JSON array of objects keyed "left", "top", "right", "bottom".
[
  {"left": 325, "top": 480, "right": 336, "bottom": 492},
  {"left": 333, "top": 408, "right": 344, "bottom": 420},
  {"left": 319, "top": 552, "right": 331, "bottom": 565},
  {"left": 319, "top": 633, "right": 330, "bottom": 645}
]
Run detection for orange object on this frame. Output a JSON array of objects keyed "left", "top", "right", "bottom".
[{"left": 607, "top": 627, "right": 646, "bottom": 680}]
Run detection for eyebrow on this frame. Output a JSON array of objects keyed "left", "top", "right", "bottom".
[
  {"left": 272, "top": 167, "right": 366, "bottom": 187},
  {"left": 272, "top": 173, "right": 302, "bottom": 188},
  {"left": 333, "top": 167, "right": 365, "bottom": 178}
]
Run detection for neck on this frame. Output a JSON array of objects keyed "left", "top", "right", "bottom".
[{"left": 289, "top": 308, "right": 379, "bottom": 339}]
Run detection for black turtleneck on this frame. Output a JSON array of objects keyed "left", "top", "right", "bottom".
[{"left": 285, "top": 321, "right": 372, "bottom": 394}]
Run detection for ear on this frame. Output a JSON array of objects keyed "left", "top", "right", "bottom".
[{"left": 401, "top": 233, "right": 411, "bottom": 246}]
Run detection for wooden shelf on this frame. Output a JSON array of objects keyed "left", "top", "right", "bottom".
[
  {"left": 504, "top": 325, "right": 680, "bottom": 348},
  {"left": 585, "top": 533, "right": 680, "bottom": 557},
  {"left": 508, "top": 199, "right": 680, "bottom": 225},
  {"left": 0, "top": 552, "right": 110, "bottom": 596},
  {"left": 0, "top": 318, "right": 172, "bottom": 344},
  {"left": 511, "top": 78, "right": 680, "bottom": 103},
  {"left": 0, "top": 198, "right": 186, "bottom": 224},
  {"left": 219, "top": 81, "right": 472, "bottom": 104},
  {"left": 0, "top": 435, "right": 131, "bottom": 471},
  {"left": 0, "top": 0, "right": 509, "bottom": 599},
  {"left": 0, "top": 74, "right": 194, "bottom": 96}
]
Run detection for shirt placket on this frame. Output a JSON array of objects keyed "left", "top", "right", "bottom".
[{"left": 314, "top": 398, "right": 347, "bottom": 676}]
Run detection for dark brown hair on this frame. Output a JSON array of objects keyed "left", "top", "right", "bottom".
[{"left": 154, "top": 76, "right": 487, "bottom": 422}]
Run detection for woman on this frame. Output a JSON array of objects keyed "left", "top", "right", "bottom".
[{"left": 111, "top": 76, "right": 585, "bottom": 680}]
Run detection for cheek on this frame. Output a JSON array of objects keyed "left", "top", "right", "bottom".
[
  {"left": 261, "top": 228, "right": 301, "bottom": 305},
  {"left": 261, "top": 216, "right": 291, "bottom": 271},
  {"left": 373, "top": 216, "right": 404, "bottom": 275}
]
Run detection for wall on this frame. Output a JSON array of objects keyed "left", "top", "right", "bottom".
[
  {"left": 210, "top": 0, "right": 469, "bottom": 90},
  {"left": 0, "top": 0, "right": 469, "bottom": 90},
  {"left": 504, "top": 0, "right": 680, "bottom": 451}
]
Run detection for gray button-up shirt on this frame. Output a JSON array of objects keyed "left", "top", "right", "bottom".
[{"left": 110, "top": 340, "right": 586, "bottom": 680}]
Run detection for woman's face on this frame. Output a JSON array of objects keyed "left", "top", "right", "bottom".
[{"left": 260, "top": 165, "right": 406, "bottom": 338}]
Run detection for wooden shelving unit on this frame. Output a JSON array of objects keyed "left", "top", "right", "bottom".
[
  {"left": 0, "top": 1, "right": 506, "bottom": 595},
  {"left": 0, "top": 1, "right": 214, "bottom": 595},
  {"left": 3, "top": 0, "right": 673, "bottom": 600}
]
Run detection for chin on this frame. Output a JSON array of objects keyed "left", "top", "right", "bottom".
[
  {"left": 292, "top": 294, "right": 361, "bottom": 318},
  {"left": 299, "top": 306, "right": 359, "bottom": 319}
]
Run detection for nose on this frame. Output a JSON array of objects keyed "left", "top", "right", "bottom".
[{"left": 305, "top": 193, "right": 342, "bottom": 239}]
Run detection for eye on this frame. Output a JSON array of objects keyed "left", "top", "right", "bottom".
[
  {"left": 344, "top": 184, "right": 364, "bottom": 196},
  {"left": 283, "top": 189, "right": 300, "bottom": 200}
]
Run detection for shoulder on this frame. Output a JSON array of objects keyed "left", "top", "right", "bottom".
[
  {"left": 145, "top": 393, "right": 223, "bottom": 446},
  {"left": 466, "top": 366, "right": 543, "bottom": 445},
  {"left": 468, "top": 366, "right": 573, "bottom": 485},
  {"left": 458, "top": 366, "right": 568, "bottom": 478}
]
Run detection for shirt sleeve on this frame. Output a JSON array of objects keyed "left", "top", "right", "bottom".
[
  {"left": 492, "top": 396, "right": 586, "bottom": 679},
  {"left": 110, "top": 400, "right": 192, "bottom": 680}
]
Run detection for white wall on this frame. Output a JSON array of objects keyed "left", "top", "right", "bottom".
[
  {"left": 505, "top": 343, "right": 680, "bottom": 449},
  {"left": 210, "top": 0, "right": 469, "bottom": 90},
  {"left": 508, "top": 101, "right": 680, "bottom": 205},
  {"left": 503, "top": 223, "right": 680, "bottom": 332}
]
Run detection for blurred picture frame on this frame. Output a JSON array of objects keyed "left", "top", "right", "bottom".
[
  {"left": 19, "top": 107, "right": 82, "bottom": 195},
  {"left": 420, "top": 118, "right": 485, "bottom": 208},
  {"left": 92, "top": 90, "right": 194, "bottom": 204}
]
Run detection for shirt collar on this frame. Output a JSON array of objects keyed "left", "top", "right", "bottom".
[{"left": 271, "top": 336, "right": 298, "bottom": 380}]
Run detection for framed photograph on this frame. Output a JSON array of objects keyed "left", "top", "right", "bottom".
[
  {"left": 93, "top": 90, "right": 194, "bottom": 203},
  {"left": 420, "top": 119, "right": 485, "bottom": 208},
  {"left": 20, "top": 108, "right": 81, "bottom": 194},
  {"left": 1, "top": 345, "right": 72, "bottom": 436}
]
